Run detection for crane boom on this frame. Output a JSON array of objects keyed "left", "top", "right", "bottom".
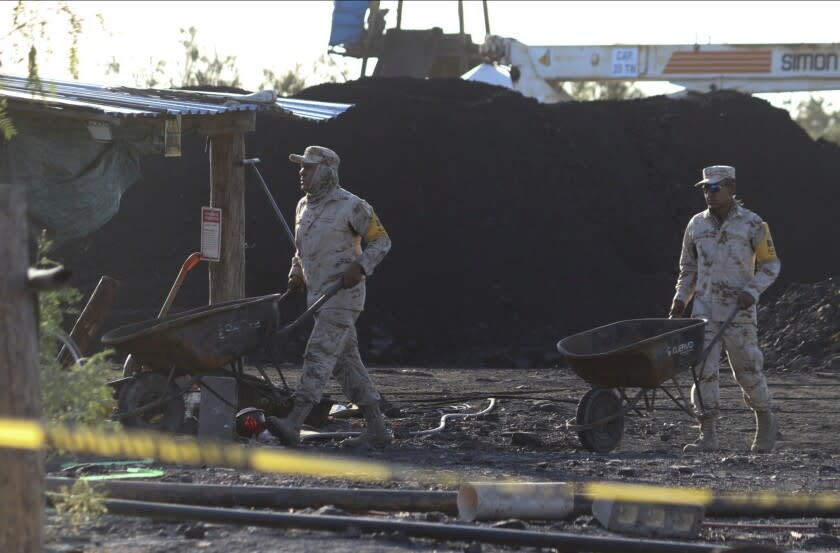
[{"left": 481, "top": 35, "right": 840, "bottom": 102}]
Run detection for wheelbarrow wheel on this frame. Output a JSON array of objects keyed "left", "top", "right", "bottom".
[
  {"left": 576, "top": 387, "right": 624, "bottom": 454},
  {"left": 119, "top": 373, "right": 185, "bottom": 432}
]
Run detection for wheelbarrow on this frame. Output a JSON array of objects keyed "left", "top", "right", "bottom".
[
  {"left": 556, "top": 311, "right": 735, "bottom": 454},
  {"left": 101, "top": 282, "right": 342, "bottom": 433}
]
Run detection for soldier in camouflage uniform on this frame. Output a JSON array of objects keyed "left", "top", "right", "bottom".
[
  {"left": 669, "top": 165, "right": 781, "bottom": 454},
  {"left": 266, "top": 146, "right": 392, "bottom": 449}
]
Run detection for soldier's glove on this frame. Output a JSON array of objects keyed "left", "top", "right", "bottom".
[
  {"left": 737, "top": 291, "right": 756, "bottom": 309},
  {"left": 342, "top": 262, "right": 365, "bottom": 289},
  {"left": 288, "top": 274, "right": 304, "bottom": 293},
  {"left": 669, "top": 299, "right": 685, "bottom": 319}
]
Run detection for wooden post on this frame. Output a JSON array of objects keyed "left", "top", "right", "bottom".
[
  {"left": 0, "top": 184, "right": 43, "bottom": 552},
  {"left": 458, "top": 0, "right": 467, "bottom": 74},
  {"left": 57, "top": 275, "right": 120, "bottom": 368},
  {"left": 361, "top": 0, "right": 381, "bottom": 79},
  {"left": 208, "top": 132, "right": 246, "bottom": 305},
  {"left": 483, "top": 0, "right": 490, "bottom": 35}
]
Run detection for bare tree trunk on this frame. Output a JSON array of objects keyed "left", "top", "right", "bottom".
[
  {"left": 208, "top": 132, "right": 246, "bottom": 304},
  {"left": 0, "top": 184, "right": 44, "bottom": 552}
]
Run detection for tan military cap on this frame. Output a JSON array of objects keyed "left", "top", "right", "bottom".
[
  {"left": 289, "top": 145, "right": 340, "bottom": 169},
  {"left": 695, "top": 165, "right": 736, "bottom": 187}
]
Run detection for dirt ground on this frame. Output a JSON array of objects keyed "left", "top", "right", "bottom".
[{"left": 45, "top": 363, "right": 840, "bottom": 553}]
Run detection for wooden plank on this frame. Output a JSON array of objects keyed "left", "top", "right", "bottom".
[
  {"left": 57, "top": 276, "right": 120, "bottom": 368},
  {"left": 0, "top": 184, "right": 43, "bottom": 552},
  {"left": 185, "top": 111, "right": 256, "bottom": 136},
  {"left": 208, "top": 132, "right": 246, "bottom": 304}
]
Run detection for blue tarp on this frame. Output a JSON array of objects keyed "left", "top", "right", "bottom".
[{"left": 329, "top": 0, "right": 370, "bottom": 47}]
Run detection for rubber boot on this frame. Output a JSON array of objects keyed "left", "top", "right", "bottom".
[
  {"left": 266, "top": 398, "right": 314, "bottom": 447},
  {"left": 340, "top": 403, "right": 392, "bottom": 449},
  {"left": 750, "top": 409, "right": 779, "bottom": 453},
  {"left": 682, "top": 416, "right": 719, "bottom": 453}
]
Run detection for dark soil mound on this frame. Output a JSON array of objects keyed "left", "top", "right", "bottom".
[
  {"left": 759, "top": 277, "right": 840, "bottom": 372},
  {"left": 55, "top": 77, "right": 840, "bottom": 367}
]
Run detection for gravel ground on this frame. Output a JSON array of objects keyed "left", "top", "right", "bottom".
[{"left": 45, "top": 364, "right": 840, "bottom": 553}]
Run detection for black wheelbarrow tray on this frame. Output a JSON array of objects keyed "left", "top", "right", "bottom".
[
  {"left": 556, "top": 317, "right": 707, "bottom": 453},
  {"left": 102, "top": 284, "right": 341, "bottom": 433}
]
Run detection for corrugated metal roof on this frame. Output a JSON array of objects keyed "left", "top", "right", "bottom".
[{"left": 0, "top": 74, "right": 353, "bottom": 122}]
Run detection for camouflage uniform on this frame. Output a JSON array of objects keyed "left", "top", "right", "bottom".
[
  {"left": 673, "top": 203, "right": 781, "bottom": 417},
  {"left": 287, "top": 148, "right": 391, "bottom": 407}
]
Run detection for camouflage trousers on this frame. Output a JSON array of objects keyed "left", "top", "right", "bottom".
[
  {"left": 294, "top": 308, "right": 381, "bottom": 407},
  {"left": 691, "top": 321, "right": 773, "bottom": 418}
]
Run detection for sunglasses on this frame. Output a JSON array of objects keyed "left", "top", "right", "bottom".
[{"left": 702, "top": 180, "right": 731, "bottom": 192}]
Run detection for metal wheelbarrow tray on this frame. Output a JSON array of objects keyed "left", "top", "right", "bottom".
[
  {"left": 101, "top": 285, "right": 341, "bottom": 433},
  {"left": 556, "top": 317, "right": 707, "bottom": 453},
  {"left": 102, "top": 292, "right": 287, "bottom": 375}
]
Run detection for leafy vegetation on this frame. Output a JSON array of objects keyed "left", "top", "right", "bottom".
[
  {"left": 46, "top": 479, "right": 107, "bottom": 535},
  {"left": 261, "top": 53, "right": 351, "bottom": 96},
  {"left": 792, "top": 95, "right": 840, "bottom": 144},
  {"left": 567, "top": 81, "right": 644, "bottom": 101},
  {"left": 176, "top": 26, "right": 241, "bottom": 88},
  {"left": 1, "top": 1, "right": 87, "bottom": 141},
  {"left": 36, "top": 233, "right": 117, "bottom": 427}
]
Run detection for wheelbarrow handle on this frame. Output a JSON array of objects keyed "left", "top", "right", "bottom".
[
  {"left": 276, "top": 280, "right": 344, "bottom": 336},
  {"left": 698, "top": 305, "right": 741, "bottom": 364},
  {"left": 691, "top": 305, "right": 741, "bottom": 415}
]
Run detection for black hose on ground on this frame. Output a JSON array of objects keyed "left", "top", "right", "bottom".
[{"left": 103, "top": 498, "right": 728, "bottom": 553}]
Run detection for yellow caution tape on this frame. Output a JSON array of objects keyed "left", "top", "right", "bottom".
[
  {"left": 3, "top": 416, "right": 840, "bottom": 510},
  {"left": 0, "top": 417, "right": 455, "bottom": 486},
  {"left": 584, "top": 482, "right": 713, "bottom": 505},
  {"left": 0, "top": 418, "right": 45, "bottom": 450}
]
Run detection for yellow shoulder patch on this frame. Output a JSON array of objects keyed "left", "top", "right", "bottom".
[
  {"left": 755, "top": 222, "right": 778, "bottom": 261},
  {"left": 364, "top": 210, "right": 389, "bottom": 241}
]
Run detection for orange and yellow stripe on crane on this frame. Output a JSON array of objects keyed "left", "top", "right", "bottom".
[{"left": 663, "top": 50, "right": 772, "bottom": 74}]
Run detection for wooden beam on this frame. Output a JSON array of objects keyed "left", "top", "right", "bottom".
[
  {"left": 0, "top": 184, "right": 43, "bottom": 552},
  {"left": 208, "top": 132, "right": 246, "bottom": 304},
  {"left": 185, "top": 111, "right": 256, "bottom": 137}
]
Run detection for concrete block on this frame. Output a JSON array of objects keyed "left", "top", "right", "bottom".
[
  {"left": 198, "top": 376, "right": 238, "bottom": 441},
  {"left": 592, "top": 499, "right": 704, "bottom": 538}
]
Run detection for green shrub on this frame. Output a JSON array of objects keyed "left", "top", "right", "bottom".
[
  {"left": 37, "top": 233, "right": 118, "bottom": 427},
  {"left": 46, "top": 479, "right": 107, "bottom": 535}
]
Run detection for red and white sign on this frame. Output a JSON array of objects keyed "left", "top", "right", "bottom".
[{"left": 200, "top": 207, "right": 222, "bottom": 261}]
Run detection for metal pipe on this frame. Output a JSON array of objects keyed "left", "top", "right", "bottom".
[
  {"left": 241, "top": 157, "right": 295, "bottom": 247},
  {"left": 458, "top": 482, "right": 574, "bottom": 522},
  {"left": 102, "top": 499, "right": 727, "bottom": 552},
  {"left": 46, "top": 478, "right": 456, "bottom": 513},
  {"left": 574, "top": 490, "right": 840, "bottom": 519},
  {"left": 457, "top": 0, "right": 467, "bottom": 74},
  {"left": 707, "top": 495, "right": 840, "bottom": 518},
  {"left": 704, "top": 521, "right": 821, "bottom": 531}
]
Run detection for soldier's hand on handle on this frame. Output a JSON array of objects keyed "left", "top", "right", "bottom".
[
  {"left": 737, "top": 291, "right": 755, "bottom": 309},
  {"left": 342, "top": 262, "right": 364, "bottom": 289},
  {"left": 669, "top": 299, "right": 685, "bottom": 319},
  {"left": 288, "top": 274, "right": 304, "bottom": 293}
]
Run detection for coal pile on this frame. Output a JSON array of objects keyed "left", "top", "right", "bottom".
[
  {"left": 55, "top": 77, "right": 840, "bottom": 367},
  {"left": 759, "top": 277, "right": 840, "bottom": 373}
]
